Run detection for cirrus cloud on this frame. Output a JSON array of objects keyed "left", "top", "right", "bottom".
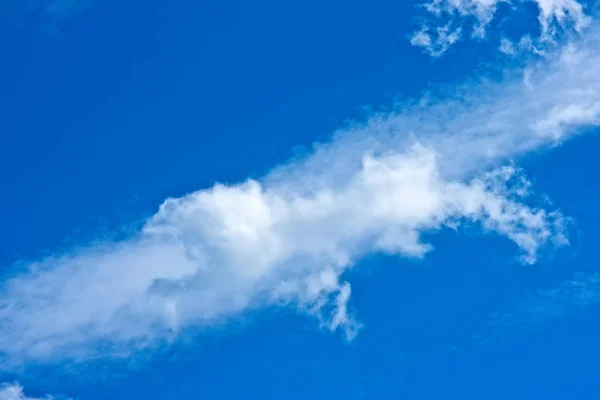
[{"left": 411, "top": 0, "right": 591, "bottom": 56}]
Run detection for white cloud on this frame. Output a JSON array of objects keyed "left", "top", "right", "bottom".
[
  {"left": 536, "top": 0, "right": 590, "bottom": 36},
  {"left": 411, "top": 0, "right": 590, "bottom": 56},
  {"left": 0, "top": 383, "right": 66, "bottom": 400},
  {"left": 1, "top": 22, "right": 600, "bottom": 367},
  {"left": 499, "top": 37, "right": 517, "bottom": 55},
  {"left": 499, "top": 35, "right": 546, "bottom": 55},
  {"left": 410, "top": 25, "right": 462, "bottom": 57}
]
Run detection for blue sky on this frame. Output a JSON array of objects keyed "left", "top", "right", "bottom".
[{"left": 1, "top": 0, "right": 600, "bottom": 398}]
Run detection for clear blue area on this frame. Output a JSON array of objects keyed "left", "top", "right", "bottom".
[{"left": 1, "top": 0, "right": 599, "bottom": 398}]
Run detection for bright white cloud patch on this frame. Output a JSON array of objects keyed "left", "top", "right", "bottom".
[
  {"left": 1, "top": 22, "right": 600, "bottom": 367},
  {"left": 0, "top": 383, "right": 64, "bottom": 400},
  {"left": 411, "top": 0, "right": 590, "bottom": 56}
]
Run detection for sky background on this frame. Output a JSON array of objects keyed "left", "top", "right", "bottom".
[{"left": 1, "top": 0, "right": 600, "bottom": 399}]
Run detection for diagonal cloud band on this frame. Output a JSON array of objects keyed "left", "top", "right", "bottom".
[{"left": 1, "top": 22, "right": 600, "bottom": 366}]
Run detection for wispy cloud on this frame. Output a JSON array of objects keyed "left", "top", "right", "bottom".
[
  {"left": 402, "top": 271, "right": 600, "bottom": 370},
  {"left": 489, "top": 272, "right": 600, "bottom": 331},
  {"left": 1, "top": 20, "right": 600, "bottom": 367},
  {"left": 0, "top": 382, "right": 68, "bottom": 400},
  {"left": 411, "top": 0, "right": 590, "bottom": 56},
  {"left": 44, "top": 0, "right": 84, "bottom": 20},
  {"left": 0, "top": 0, "right": 86, "bottom": 23},
  {"left": 0, "top": 0, "right": 89, "bottom": 38},
  {"left": 462, "top": 271, "right": 600, "bottom": 353}
]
